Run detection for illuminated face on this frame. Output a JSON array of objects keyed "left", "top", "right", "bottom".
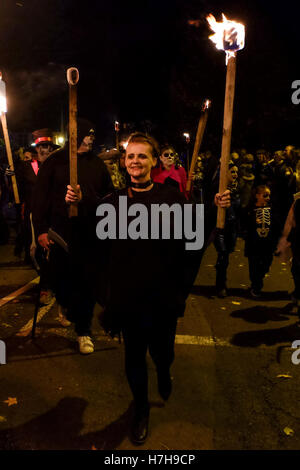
[
  {"left": 125, "top": 142, "right": 156, "bottom": 181},
  {"left": 104, "top": 159, "right": 115, "bottom": 175},
  {"left": 257, "top": 152, "right": 268, "bottom": 164},
  {"left": 23, "top": 152, "right": 33, "bottom": 161},
  {"left": 82, "top": 134, "right": 95, "bottom": 151},
  {"left": 160, "top": 148, "right": 175, "bottom": 169},
  {"left": 36, "top": 143, "right": 52, "bottom": 162},
  {"left": 228, "top": 165, "right": 238, "bottom": 183},
  {"left": 255, "top": 188, "right": 271, "bottom": 207}
]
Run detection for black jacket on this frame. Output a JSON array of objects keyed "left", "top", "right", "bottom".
[
  {"left": 32, "top": 144, "right": 114, "bottom": 241},
  {"left": 16, "top": 160, "right": 41, "bottom": 212},
  {"left": 96, "top": 184, "right": 202, "bottom": 334}
]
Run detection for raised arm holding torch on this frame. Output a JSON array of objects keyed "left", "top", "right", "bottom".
[
  {"left": 0, "top": 73, "right": 20, "bottom": 204},
  {"left": 186, "top": 99, "right": 211, "bottom": 194},
  {"left": 67, "top": 67, "right": 79, "bottom": 217},
  {"left": 206, "top": 14, "right": 245, "bottom": 229}
]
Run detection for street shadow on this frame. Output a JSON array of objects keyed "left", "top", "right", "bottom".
[
  {"left": 0, "top": 397, "right": 130, "bottom": 450},
  {"left": 190, "top": 285, "right": 289, "bottom": 301},
  {"left": 0, "top": 397, "right": 165, "bottom": 450},
  {"left": 230, "top": 321, "right": 300, "bottom": 348},
  {"left": 230, "top": 303, "right": 296, "bottom": 324}
]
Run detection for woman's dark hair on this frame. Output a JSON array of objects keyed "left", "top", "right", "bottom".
[{"left": 126, "top": 132, "right": 160, "bottom": 160}]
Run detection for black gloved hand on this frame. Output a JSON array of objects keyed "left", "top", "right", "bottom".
[{"left": 4, "top": 165, "right": 15, "bottom": 176}]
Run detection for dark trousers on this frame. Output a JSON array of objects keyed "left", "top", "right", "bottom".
[
  {"left": 291, "top": 255, "right": 300, "bottom": 299},
  {"left": 248, "top": 252, "right": 273, "bottom": 292},
  {"left": 122, "top": 314, "right": 178, "bottom": 412},
  {"left": 215, "top": 251, "right": 230, "bottom": 290},
  {"left": 35, "top": 245, "right": 50, "bottom": 291},
  {"left": 49, "top": 243, "right": 95, "bottom": 336}
]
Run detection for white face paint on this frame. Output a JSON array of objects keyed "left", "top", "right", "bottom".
[
  {"left": 36, "top": 144, "right": 52, "bottom": 162},
  {"left": 160, "top": 148, "right": 175, "bottom": 169},
  {"left": 228, "top": 166, "right": 238, "bottom": 184},
  {"left": 83, "top": 134, "right": 95, "bottom": 150}
]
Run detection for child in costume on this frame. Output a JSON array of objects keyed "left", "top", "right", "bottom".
[{"left": 244, "top": 185, "right": 279, "bottom": 297}]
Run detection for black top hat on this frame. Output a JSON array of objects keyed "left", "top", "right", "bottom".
[
  {"left": 32, "top": 128, "right": 54, "bottom": 145},
  {"left": 32, "top": 128, "right": 61, "bottom": 149}
]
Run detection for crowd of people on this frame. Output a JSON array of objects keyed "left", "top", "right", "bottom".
[{"left": 0, "top": 122, "right": 299, "bottom": 445}]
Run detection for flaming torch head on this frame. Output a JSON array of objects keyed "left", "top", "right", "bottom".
[
  {"left": 183, "top": 132, "right": 190, "bottom": 144},
  {"left": 0, "top": 74, "right": 7, "bottom": 114},
  {"left": 202, "top": 99, "right": 211, "bottom": 111},
  {"left": 207, "top": 14, "right": 245, "bottom": 63}
]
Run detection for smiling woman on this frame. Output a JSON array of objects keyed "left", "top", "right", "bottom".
[{"left": 95, "top": 131, "right": 198, "bottom": 445}]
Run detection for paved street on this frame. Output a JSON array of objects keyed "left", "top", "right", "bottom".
[{"left": 0, "top": 238, "right": 300, "bottom": 450}]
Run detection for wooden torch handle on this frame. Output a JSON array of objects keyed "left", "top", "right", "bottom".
[
  {"left": 217, "top": 55, "right": 236, "bottom": 229},
  {"left": 67, "top": 68, "right": 79, "bottom": 218},
  {"left": 0, "top": 113, "right": 20, "bottom": 204},
  {"left": 186, "top": 110, "right": 209, "bottom": 193}
]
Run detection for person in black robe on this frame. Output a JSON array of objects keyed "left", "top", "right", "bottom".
[
  {"left": 67, "top": 132, "right": 230, "bottom": 446},
  {"left": 33, "top": 120, "right": 113, "bottom": 353}
]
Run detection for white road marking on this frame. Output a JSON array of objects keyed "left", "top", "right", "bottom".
[
  {"left": 0, "top": 277, "right": 39, "bottom": 308},
  {"left": 16, "top": 298, "right": 56, "bottom": 337},
  {"left": 175, "top": 334, "right": 231, "bottom": 347}
]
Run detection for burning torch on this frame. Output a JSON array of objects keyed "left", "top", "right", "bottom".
[
  {"left": 207, "top": 13, "right": 245, "bottom": 228},
  {"left": 0, "top": 73, "right": 20, "bottom": 203},
  {"left": 186, "top": 99, "right": 211, "bottom": 193},
  {"left": 183, "top": 132, "right": 190, "bottom": 172},
  {"left": 115, "top": 121, "right": 120, "bottom": 150}
]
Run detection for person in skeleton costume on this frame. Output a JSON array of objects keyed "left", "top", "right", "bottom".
[
  {"left": 244, "top": 185, "right": 278, "bottom": 298},
  {"left": 214, "top": 161, "right": 241, "bottom": 297}
]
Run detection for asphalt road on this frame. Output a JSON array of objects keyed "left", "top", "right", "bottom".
[{"left": 0, "top": 238, "right": 300, "bottom": 451}]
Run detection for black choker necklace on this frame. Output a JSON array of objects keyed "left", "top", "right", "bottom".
[{"left": 130, "top": 179, "right": 153, "bottom": 189}]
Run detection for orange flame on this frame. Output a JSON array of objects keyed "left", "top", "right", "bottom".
[
  {"left": 207, "top": 13, "right": 245, "bottom": 62},
  {"left": 203, "top": 99, "right": 211, "bottom": 110}
]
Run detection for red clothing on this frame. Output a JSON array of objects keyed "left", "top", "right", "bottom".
[
  {"left": 151, "top": 165, "right": 187, "bottom": 198},
  {"left": 31, "top": 160, "right": 39, "bottom": 175}
]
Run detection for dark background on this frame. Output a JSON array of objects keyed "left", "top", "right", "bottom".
[{"left": 0, "top": 0, "right": 299, "bottom": 153}]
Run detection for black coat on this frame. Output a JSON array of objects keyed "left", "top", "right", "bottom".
[
  {"left": 97, "top": 184, "right": 201, "bottom": 333},
  {"left": 16, "top": 160, "right": 41, "bottom": 212},
  {"left": 32, "top": 144, "right": 114, "bottom": 242}
]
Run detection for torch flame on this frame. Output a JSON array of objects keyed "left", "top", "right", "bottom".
[
  {"left": 0, "top": 74, "right": 7, "bottom": 114},
  {"left": 207, "top": 13, "right": 245, "bottom": 63},
  {"left": 203, "top": 99, "right": 211, "bottom": 110}
]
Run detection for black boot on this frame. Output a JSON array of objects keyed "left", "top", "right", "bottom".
[{"left": 130, "top": 404, "right": 149, "bottom": 445}]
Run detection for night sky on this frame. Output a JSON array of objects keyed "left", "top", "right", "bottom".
[{"left": 0, "top": 0, "right": 299, "bottom": 152}]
